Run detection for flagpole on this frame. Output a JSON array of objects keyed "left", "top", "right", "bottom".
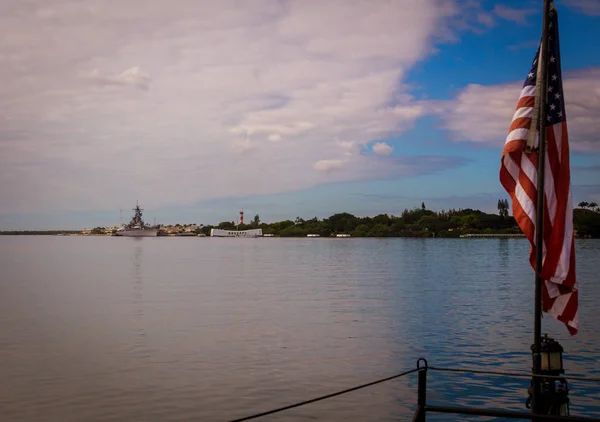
[{"left": 532, "top": 0, "right": 551, "bottom": 415}]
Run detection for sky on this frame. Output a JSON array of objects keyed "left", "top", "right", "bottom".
[{"left": 1, "top": 0, "right": 600, "bottom": 229}]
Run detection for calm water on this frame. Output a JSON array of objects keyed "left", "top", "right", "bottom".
[{"left": 0, "top": 236, "right": 599, "bottom": 421}]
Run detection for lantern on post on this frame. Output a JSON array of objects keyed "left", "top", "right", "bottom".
[
  {"left": 526, "top": 334, "right": 570, "bottom": 416},
  {"left": 534, "top": 334, "right": 564, "bottom": 375}
]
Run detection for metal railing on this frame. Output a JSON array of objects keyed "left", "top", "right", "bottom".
[
  {"left": 230, "top": 358, "right": 600, "bottom": 422},
  {"left": 413, "top": 358, "right": 600, "bottom": 421}
]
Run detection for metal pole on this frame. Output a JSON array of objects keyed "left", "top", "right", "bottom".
[
  {"left": 532, "top": 0, "right": 551, "bottom": 415},
  {"left": 413, "top": 368, "right": 427, "bottom": 422}
]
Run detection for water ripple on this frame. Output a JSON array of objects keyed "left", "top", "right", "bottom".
[{"left": 0, "top": 237, "right": 599, "bottom": 421}]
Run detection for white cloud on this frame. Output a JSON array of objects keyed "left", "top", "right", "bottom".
[
  {"left": 267, "top": 133, "right": 282, "bottom": 142},
  {"left": 492, "top": 5, "right": 536, "bottom": 25},
  {"left": 313, "top": 159, "right": 344, "bottom": 173},
  {"left": 88, "top": 66, "right": 151, "bottom": 90},
  {"left": 335, "top": 139, "right": 362, "bottom": 156},
  {"left": 430, "top": 68, "right": 600, "bottom": 152},
  {"left": 477, "top": 13, "right": 496, "bottom": 28},
  {"left": 231, "top": 137, "right": 254, "bottom": 155},
  {"left": 507, "top": 40, "right": 540, "bottom": 51},
  {"left": 0, "top": 0, "right": 473, "bottom": 215},
  {"left": 443, "top": 0, "right": 501, "bottom": 36},
  {"left": 563, "top": 0, "right": 600, "bottom": 16},
  {"left": 372, "top": 142, "right": 394, "bottom": 156}
]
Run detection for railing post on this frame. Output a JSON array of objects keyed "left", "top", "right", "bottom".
[{"left": 415, "top": 358, "right": 428, "bottom": 422}]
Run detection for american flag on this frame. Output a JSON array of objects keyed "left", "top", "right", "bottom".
[{"left": 499, "top": 3, "right": 578, "bottom": 335}]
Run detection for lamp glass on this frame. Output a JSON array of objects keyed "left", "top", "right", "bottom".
[
  {"left": 540, "top": 352, "right": 550, "bottom": 371},
  {"left": 550, "top": 351, "right": 563, "bottom": 371}
]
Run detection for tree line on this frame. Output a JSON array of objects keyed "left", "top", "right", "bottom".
[{"left": 196, "top": 202, "right": 599, "bottom": 238}]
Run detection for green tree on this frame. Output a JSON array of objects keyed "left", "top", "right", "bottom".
[
  {"left": 497, "top": 198, "right": 509, "bottom": 219},
  {"left": 391, "top": 219, "right": 406, "bottom": 234},
  {"left": 574, "top": 208, "right": 600, "bottom": 237},
  {"left": 372, "top": 214, "right": 392, "bottom": 226},
  {"left": 217, "top": 221, "right": 236, "bottom": 230},
  {"left": 369, "top": 223, "right": 392, "bottom": 237},
  {"left": 351, "top": 224, "right": 371, "bottom": 237},
  {"left": 326, "top": 213, "right": 357, "bottom": 233},
  {"left": 252, "top": 214, "right": 260, "bottom": 228}
]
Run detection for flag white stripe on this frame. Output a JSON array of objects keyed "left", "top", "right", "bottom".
[
  {"left": 512, "top": 106, "right": 534, "bottom": 120},
  {"left": 545, "top": 280, "right": 560, "bottom": 299},
  {"left": 520, "top": 85, "right": 536, "bottom": 98},
  {"left": 521, "top": 153, "right": 537, "bottom": 187},
  {"left": 503, "top": 154, "right": 520, "bottom": 184},
  {"left": 547, "top": 291, "right": 571, "bottom": 316},
  {"left": 506, "top": 128, "right": 531, "bottom": 145},
  {"left": 515, "top": 182, "right": 536, "bottom": 227}
]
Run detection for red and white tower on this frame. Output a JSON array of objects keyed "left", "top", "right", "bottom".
[{"left": 239, "top": 210, "right": 244, "bottom": 226}]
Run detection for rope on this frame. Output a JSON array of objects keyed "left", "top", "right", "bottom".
[
  {"left": 227, "top": 367, "right": 419, "bottom": 422},
  {"left": 429, "top": 366, "right": 600, "bottom": 383}
]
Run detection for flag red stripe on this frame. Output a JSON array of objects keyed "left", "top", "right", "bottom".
[
  {"left": 543, "top": 126, "right": 564, "bottom": 278},
  {"left": 516, "top": 95, "right": 535, "bottom": 109},
  {"left": 509, "top": 117, "right": 533, "bottom": 132},
  {"left": 519, "top": 168, "right": 538, "bottom": 206}
]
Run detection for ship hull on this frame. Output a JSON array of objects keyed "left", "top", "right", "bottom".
[{"left": 114, "top": 229, "right": 158, "bottom": 237}]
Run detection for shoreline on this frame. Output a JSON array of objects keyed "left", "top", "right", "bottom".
[
  {"left": 1, "top": 232, "right": 596, "bottom": 239},
  {"left": 2, "top": 206, "right": 598, "bottom": 238}
]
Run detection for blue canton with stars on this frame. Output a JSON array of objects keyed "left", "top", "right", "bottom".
[{"left": 523, "top": 6, "right": 566, "bottom": 127}]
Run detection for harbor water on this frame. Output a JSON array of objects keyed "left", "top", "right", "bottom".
[{"left": 1, "top": 236, "right": 599, "bottom": 421}]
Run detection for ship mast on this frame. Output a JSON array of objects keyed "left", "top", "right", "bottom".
[{"left": 126, "top": 201, "right": 147, "bottom": 229}]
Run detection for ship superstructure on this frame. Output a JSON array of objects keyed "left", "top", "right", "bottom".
[{"left": 114, "top": 202, "right": 158, "bottom": 237}]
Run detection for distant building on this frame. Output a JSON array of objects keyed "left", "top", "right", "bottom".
[
  {"left": 210, "top": 228, "right": 263, "bottom": 238},
  {"left": 184, "top": 224, "right": 201, "bottom": 232}
]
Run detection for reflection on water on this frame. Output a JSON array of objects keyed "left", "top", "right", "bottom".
[
  {"left": 129, "top": 243, "right": 148, "bottom": 360},
  {"left": 0, "top": 237, "right": 598, "bottom": 421}
]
